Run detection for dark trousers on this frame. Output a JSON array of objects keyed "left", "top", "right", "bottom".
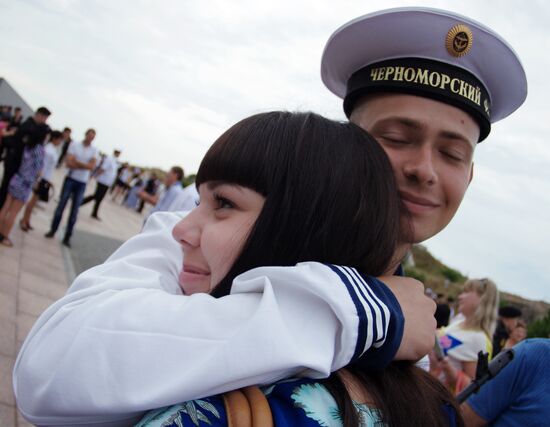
[
  {"left": 0, "top": 147, "right": 22, "bottom": 209},
  {"left": 0, "top": 161, "right": 16, "bottom": 209},
  {"left": 81, "top": 182, "right": 109, "bottom": 217},
  {"left": 50, "top": 177, "right": 87, "bottom": 239},
  {"left": 56, "top": 140, "right": 71, "bottom": 168}
]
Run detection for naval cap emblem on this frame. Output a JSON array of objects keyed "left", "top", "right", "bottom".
[{"left": 446, "top": 24, "right": 473, "bottom": 57}]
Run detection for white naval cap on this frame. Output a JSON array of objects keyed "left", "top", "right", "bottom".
[{"left": 321, "top": 7, "right": 528, "bottom": 141}]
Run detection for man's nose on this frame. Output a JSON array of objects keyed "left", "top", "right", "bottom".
[{"left": 402, "top": 147, "right": 438, "bottom": 186}]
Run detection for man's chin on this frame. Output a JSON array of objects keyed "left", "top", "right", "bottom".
[{"left": 413, "top": 226, "right": 448, "bottom": 243}]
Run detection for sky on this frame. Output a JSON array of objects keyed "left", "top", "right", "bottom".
[{"left": 1, "top": 0, "right": 549, "bottom": 302}]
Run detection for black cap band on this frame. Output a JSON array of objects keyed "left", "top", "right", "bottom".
[{"left": 344, "top": 58, "right": 492, "bottom": 141}]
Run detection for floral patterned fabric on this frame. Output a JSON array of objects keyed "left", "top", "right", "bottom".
[
  {"left": 8, "top": 143, "right": 44, "bottom": 201},
  {"left": 136, "top": 378, "right": 385, "bottom": 427}
]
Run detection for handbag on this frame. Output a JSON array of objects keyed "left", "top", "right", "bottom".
[
  {"left": 222, "top": 386, "right": 273, "bottom": 427},
  {"left": 34, "top": 178, "right": 53, "bottom": 202}
]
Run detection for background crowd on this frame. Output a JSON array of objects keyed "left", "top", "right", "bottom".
[{"left": 0, "top": 103, "right": 198, "bottom": 248}]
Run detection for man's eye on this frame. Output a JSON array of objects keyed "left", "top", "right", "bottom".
[
  {"left": 441, "top": 150, "right": 463, "bottom": 161},
  {"left": 381, "top": 136, "right": 410, "bottom": 144}
]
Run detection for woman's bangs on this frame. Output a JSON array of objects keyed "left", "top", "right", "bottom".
[{"left": 195, "top": 115, "right": 279, "bottom": 195}]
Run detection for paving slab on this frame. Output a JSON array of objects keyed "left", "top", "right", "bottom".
[{"left": 0, "top": 165, "right": 143, "bottom": 425}]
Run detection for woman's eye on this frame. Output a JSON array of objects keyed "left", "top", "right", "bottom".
[{"left": 214, "top": 194, "right": 234, "bottom": 209}]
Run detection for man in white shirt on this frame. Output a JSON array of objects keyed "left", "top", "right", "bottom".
[
  {"left": 45, "top": 128, "right": 98, "bottom": 247},
  {"left": 81, "top": 149, "right": 121, "bottom": 220},
  {"left": 139, "top": 165, "right": 184, "bottom": 220},
  {"left": 167, "top": 182, "right": 199, "bottom": 213}
]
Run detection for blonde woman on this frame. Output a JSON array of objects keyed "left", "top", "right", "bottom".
[{"left": 432, "top": 279, "right": 499, "bottom": 394}]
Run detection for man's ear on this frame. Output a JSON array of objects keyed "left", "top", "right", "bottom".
[{"left": 469, "top": 162, "right": 474, "bottom": 185}]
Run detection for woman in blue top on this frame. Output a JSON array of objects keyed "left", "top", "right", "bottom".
[{"left": 137, "top": 112, "right": 462, "bottom": 427}]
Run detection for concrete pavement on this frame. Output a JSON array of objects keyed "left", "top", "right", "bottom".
[{"left": 0, "top": 167, "right": 144, "bottom": 426}]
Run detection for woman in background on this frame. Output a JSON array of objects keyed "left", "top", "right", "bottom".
[
  {"left": 0, "top": 126, "right": 48, "bottom": 246},
  {"left": 20, "top": 130, "right": 63, "bottom": 231},
  {"left": 433, "top": 278, "right": 499, "bottom": 394}
]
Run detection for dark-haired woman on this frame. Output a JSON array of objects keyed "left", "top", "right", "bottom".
[
  {"left": 0, "top": 129, "right": 46, "bottom": 246},
  {"left": 14, "top": 112, "right": 437, "bottom": 427},
  {"left": 136, "top": 112, "right": 460, "bottom": 427}
]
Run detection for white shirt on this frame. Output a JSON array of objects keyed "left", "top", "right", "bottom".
[
  {"left": 439, "top": 321, "right": 492, "bottom": 371},
  {"left": 146, "top": 182, "right": 184, "bottom": 219},
  {"left": 41, "top": 143, "right": 59, "bottom": 182},
  {"left": 96, "top": 155, "right": 118, "bottom": 187},
  {"left": 167, "top": 184, "right": 199, "bottom": 213},
  {"left": 66, "top": 141, "right": 98, "bottom": 183},
  {"left": 13, "top": 211, "right": 396, "bottom": 427},
  {"left": 119, "top": 168, "right": 133, "bottom": 183}
]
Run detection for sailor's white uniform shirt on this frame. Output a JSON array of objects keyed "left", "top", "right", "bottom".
[{"left": 13, "top": 211, "right": 403, "bottom": 426}]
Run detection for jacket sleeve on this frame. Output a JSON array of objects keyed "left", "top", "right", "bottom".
[{"left": 13, "top": 211, "right": 403, "bottom": 427}]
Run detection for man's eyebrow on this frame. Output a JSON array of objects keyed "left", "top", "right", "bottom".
[
  {"left": 374, "top": 117, "right": 424, "bottom": 130},
  {"left": 439, "top": 130, "right": 474, "bottom": 148},
  {"left": 374, "top": 117, "right": 475, "bottom": 148}
]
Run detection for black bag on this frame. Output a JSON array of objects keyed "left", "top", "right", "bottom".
[{"left": 34, "top": 178, "right": 52, "bottom": 202}]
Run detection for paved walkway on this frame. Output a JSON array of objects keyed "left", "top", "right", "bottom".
[{"left": 0, "top": 167, "right": 144, "bottom": 426}]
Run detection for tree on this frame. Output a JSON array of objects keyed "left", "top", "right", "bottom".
[{"left": 527, "top": 309, "right": 550, "bottom": 338}]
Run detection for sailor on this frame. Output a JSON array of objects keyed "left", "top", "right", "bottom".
[
  {"left": 14, "top": 7, "right": 527, "bottom": 426},
  {"left": 321, "top": 6, "right": 526, "bottom": 245}
]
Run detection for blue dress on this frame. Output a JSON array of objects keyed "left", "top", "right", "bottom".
[
  {"left": 136, "top": 378, "right": 386, "bottom": 427},
  {"left": 125, "top": 184, "right": 143, "bottom": 209},
  {"left": 8, "top": 144, "right": 44, "bottom": 201}
]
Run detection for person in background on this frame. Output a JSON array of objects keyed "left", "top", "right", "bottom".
[
  {"left": 0, "top": 123, "right": 48, "bottom": 246},
  {"left": 123, "top": 171, "right": 145, "bottom": 210},
  {"left": 0, "top": 107, "right": 22, "bottom": 161},
  {"left": 166, "top": 179, "right": 199, "bottom": 213},
  {"left": 20, "top": 130, "right": 63, "bottom": 231},
  {"left": 0, "top": 118, "right": 10, "bottom": 161},
  {"left": 503, "top": 319, "right": 527, "bottom": 350},
  {"left": 461, "top": 339, "right": 550, "bottom": 426},
  {"left": 431, "top": 279, "right": 499, "bottom": 395},
  {"left": 45, "top": 128, "right": 98, "bottom": 247},
  {"left": 111, "top": 163, "right": 133, "bottom": 202},
  {"left": 139, "top": 165, "right": 184, "bottom": 220},
  {"left": 81, "top": 149, "right": 121, "bottom": 220},
  {"left": 9, "top": 106, "right": 23, "bottom": 130},
  {"left": 0, "top": 106, "right": 51, "bottom": 208},
  {"left": 0, "top": 105, "right": 13, "bottom": 121},
  {"left": 137, "top": 172, "right": 158, "bottom": 213},
  {"left": 493, "top": 306, "right": 523, "bottom": 356},
  {"left": 56, "top": 127, "right": 72, "bottom": 168},
  {"left": 435, "top": 293, "right": 452, "bottom": 328},
  {"left": 110, "top": 162, "right": 127, "bottom": 194}
]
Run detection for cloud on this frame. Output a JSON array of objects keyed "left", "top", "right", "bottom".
[{"left": 1, "top": 0, "right": 549, "bottom": 302}]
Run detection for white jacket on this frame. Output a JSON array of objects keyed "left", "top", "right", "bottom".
[{"left": 13, "top": 212, "right": 401, "bottom": 426}]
